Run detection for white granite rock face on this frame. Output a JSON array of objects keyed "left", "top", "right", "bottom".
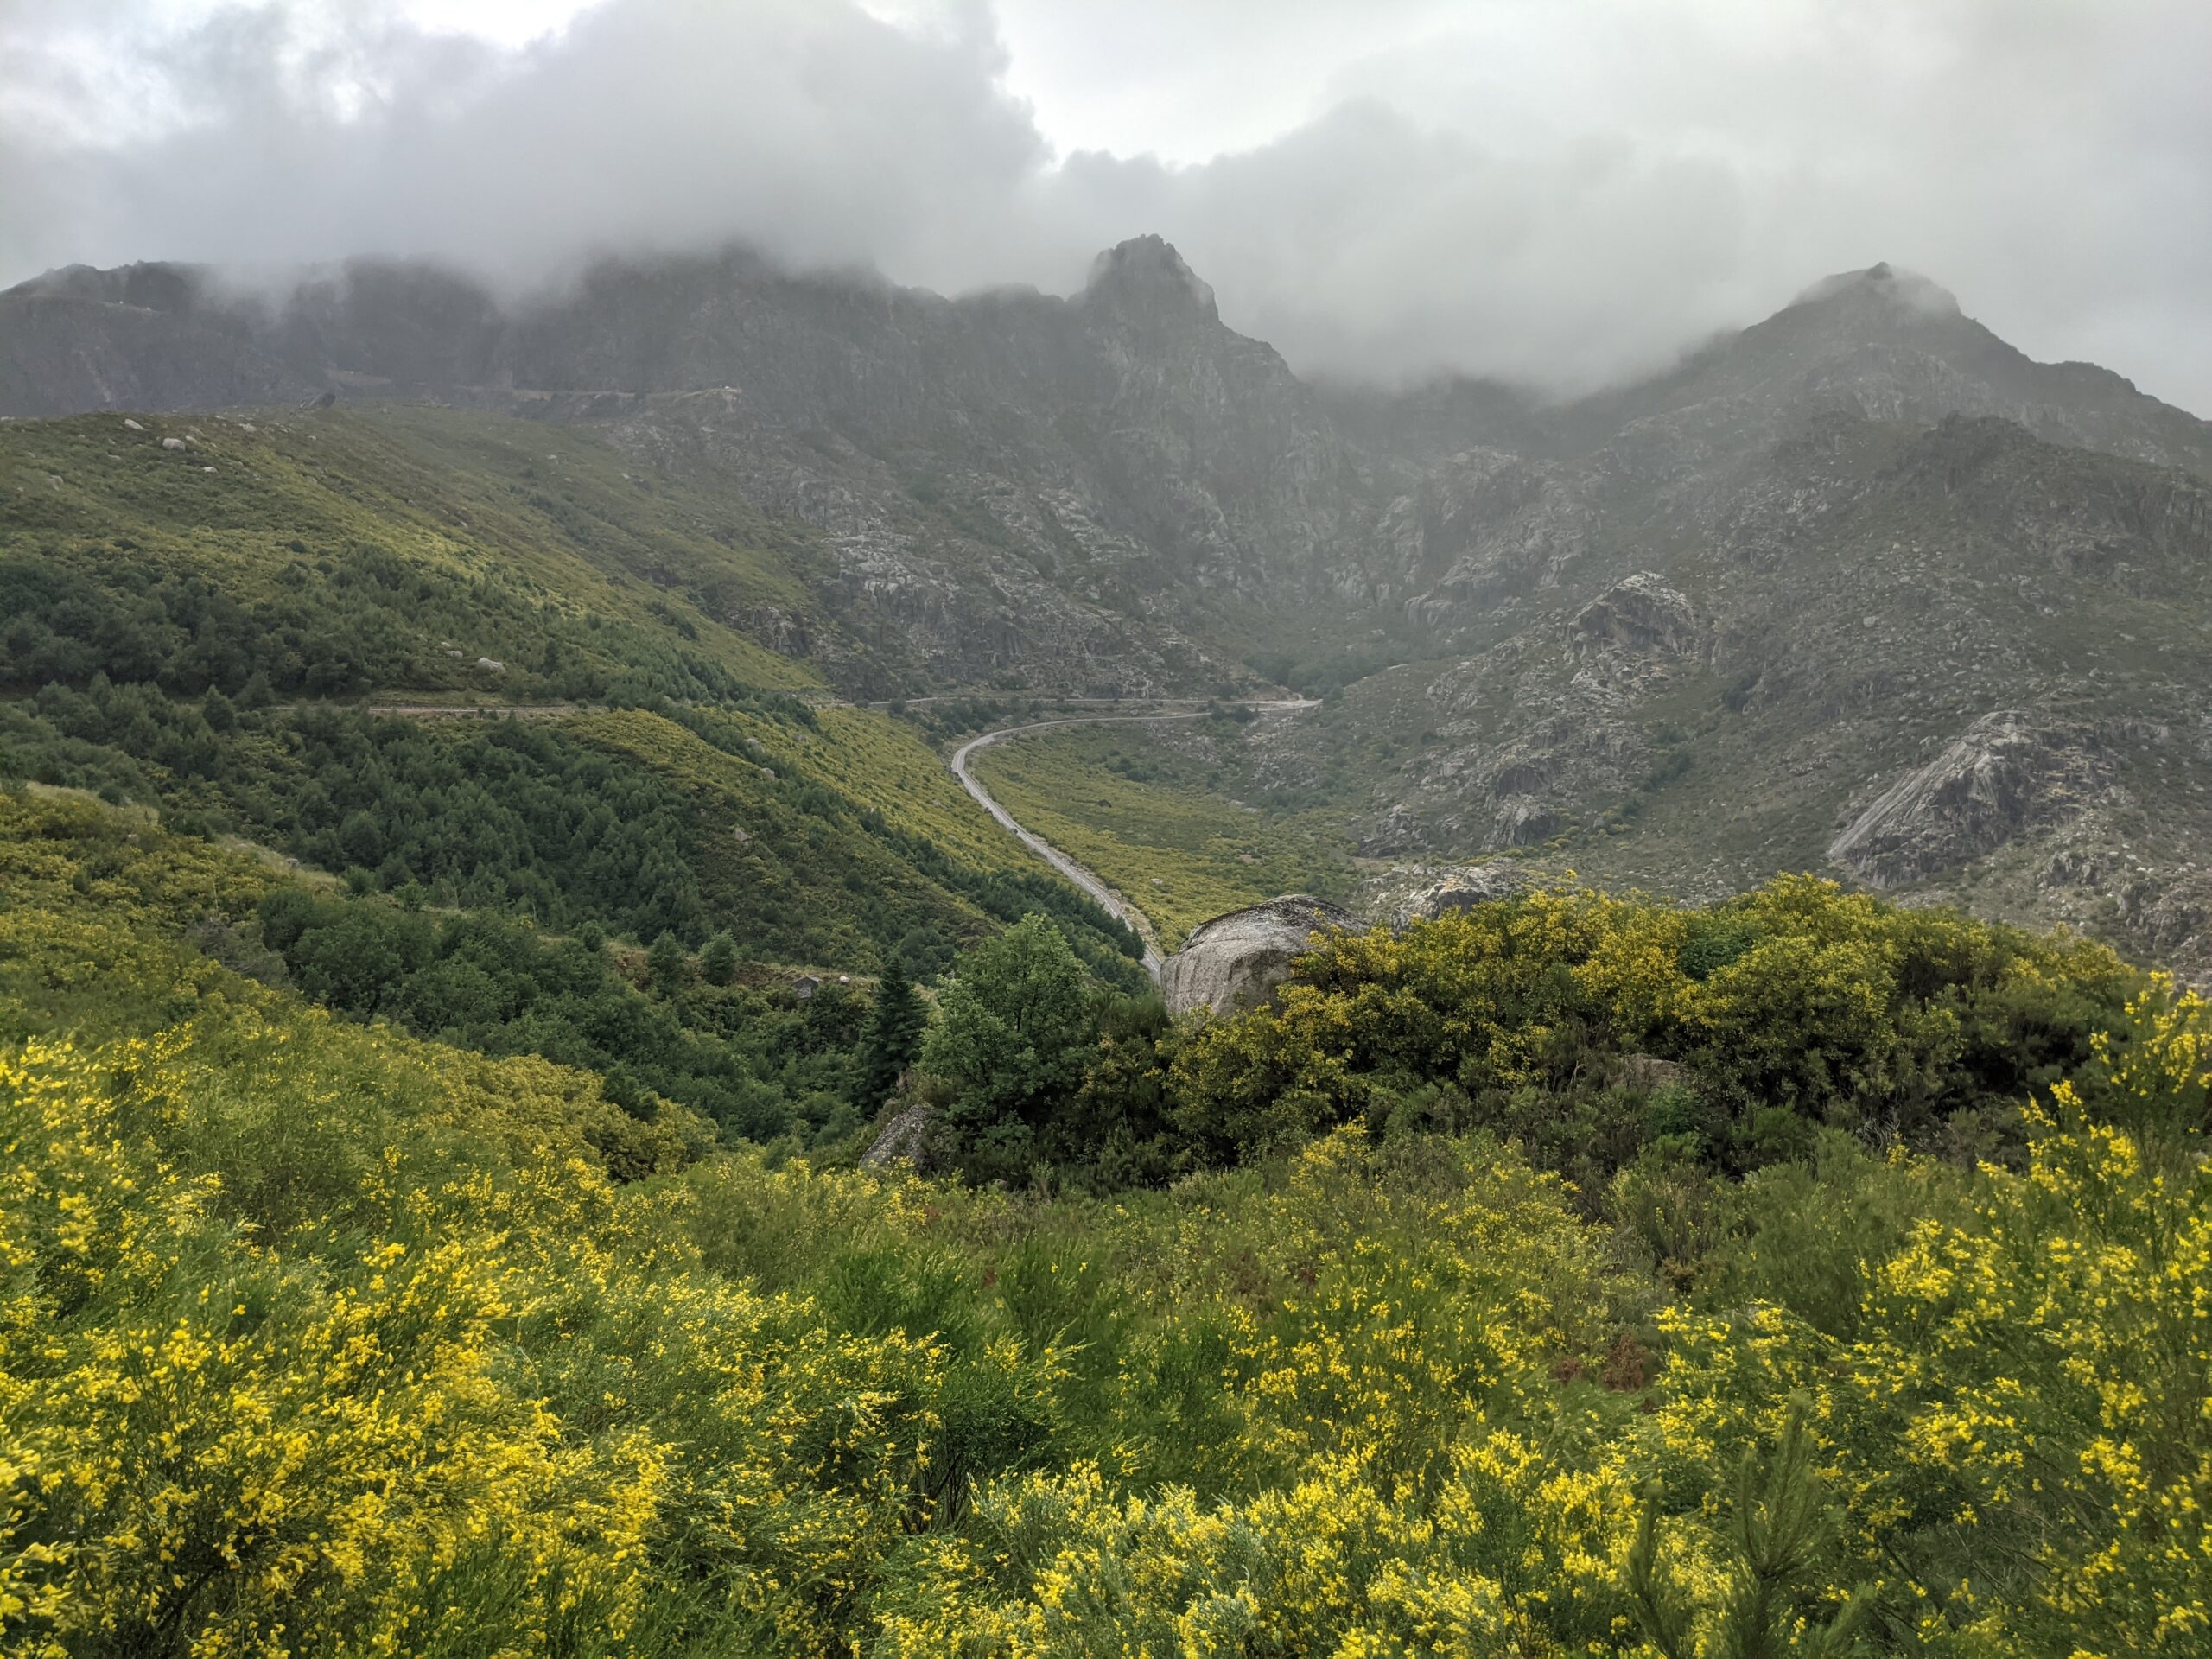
[{"left": 1160, "top": 895, "right": 1354, "bottom": 1018}]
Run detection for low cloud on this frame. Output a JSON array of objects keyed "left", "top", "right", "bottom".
[{"left": 4, "top": 0, "right": 2209, "bottom": 410}]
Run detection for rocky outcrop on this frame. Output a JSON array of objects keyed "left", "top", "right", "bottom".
[
  {"left": 1828, "top": 710, "right": 2110, "bottom": 887},
  {"left": 1569, "top": 573, "right": 1700, "bottom": 659},
  {"left": 1160, "top": 895, "right": 1353, "bottom": 1018},
  {"left": 860, "top": 1097, "right": 932, "bottom": 1169},
  {"left": 1356, "top": 861, "right": 1534, "bottom": 927},
  {"left": 1385, "top": 450, "right": 1599, "bottom": 634}
]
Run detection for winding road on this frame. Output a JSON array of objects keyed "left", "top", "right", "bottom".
[{"left": 949, "top": 700, "right": 1319, "bottom": 982}]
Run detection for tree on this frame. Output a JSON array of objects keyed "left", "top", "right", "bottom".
[
  {"left": 1624, "top": 1401, "right": 1872, "bottom": 1659},
  {"left": 919, "top": 916, "right": 1094, "bottom": 1163},
  {"left": 646, "top": 930, "right": 689, "bottom": 994},
  {"left": 700, "top": 931, "right": 739, "bottom": 986},
  {"left": 855, "top": 961, "right": 925, "bottom": 1113}
]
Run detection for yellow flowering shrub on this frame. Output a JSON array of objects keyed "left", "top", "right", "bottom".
[
  {"left": 1172, "top": 874, "right": 2136, "bottom": 1173},
  {"left": 3, "top": 788, "right": 2206, "bottom": 1655},
  {"left": 1633, "top": 988, "right": 2212, "bottom": 1656},
  {"left": 0, "top": 1020, "right": 961, "bottom": 1656}
]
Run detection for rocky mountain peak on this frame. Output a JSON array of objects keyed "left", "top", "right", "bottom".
[
  {"left": 10, "top": 259, "right": 209, "bottom": 315},
  {"left": 1079, "top": 234, "right": 1219, "bottom": 326},
  {"left": 1788, "top": 261, "right": 1962, "bottom": 322}
]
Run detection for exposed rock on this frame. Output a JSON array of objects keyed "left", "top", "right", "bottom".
[
  {"left": 1828, "top": 710, "right": 2110, "bottom": 887},
  {"left": 861, "top": 1097, "right": 931, "bottom": 1169},
  {"left": 161, "top": 436, "right": 186, "bottom": 451},
  {"left": 1353, "top": 861, "right": 1535, "bottom": 927},
  {"left": 1078, "top": 233, "right": 1219, "bottom": 327},
  {"left": 1569, "top": 572, "right": 1700, "bottom": 658},
  {"left": 1161, "top": 894, "right": 1353, "bottom": 1018},
  {"left": 1394, "top": 862, "right": 1533, "bottom": 928},
  {"left": 1386, "top": 450, "right": 1599, "bottom": 634}
]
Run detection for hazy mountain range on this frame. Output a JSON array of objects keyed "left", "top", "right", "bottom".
[{"left": 8, "top": 235, "right": 2210, "bottom": 977}]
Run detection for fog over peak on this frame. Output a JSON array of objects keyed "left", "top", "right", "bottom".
[{"left": 4, "top": 0, "right": 2209, "bottom": 411}]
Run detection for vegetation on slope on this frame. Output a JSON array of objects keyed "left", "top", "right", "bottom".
[
  {"left": 0, "top": 405, "right": 827, "bottom": 700},
  {"left": 964, "top": 717, "right": 1354, "bottom": 946},
  {"left": 3, "top": 786, "right": 2207, "bottom": 1655},
  {"left": 3, "top": 396, "right": 2209, "bottom": 1655}
]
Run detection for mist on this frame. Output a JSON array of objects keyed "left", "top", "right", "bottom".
[{"left": 4, "top": 0, "right": 2209, "bottom": 410}]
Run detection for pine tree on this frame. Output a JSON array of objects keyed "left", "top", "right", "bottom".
[
  {"left": 701, "top": 931, "right": 739, "bottom": 986},
  {"left": 645, "top": 930, "right": 689, "bottom": 994},
  {"left": 855, "top": 960, "right": 925, "bottom": 1112},
  {"left": 1625, "top": 1399, "right": 1872, "bottom": 1659}
]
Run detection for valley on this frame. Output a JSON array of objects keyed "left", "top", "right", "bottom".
[
  {"left": 950, "top": 698, "right": 1331, "bottom": 964},
  {"left": 4, "top": 234, "right": 2211, "bottom": 1656},
  {"left": 10, "top": 245, "right": 2210, "bottom": 980}
]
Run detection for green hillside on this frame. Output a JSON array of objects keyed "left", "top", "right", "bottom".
[
  {"left": 966, "top": 717, "right": 1355, "bottom": 947},
  {"left": 0, "top": 404, "right": 1154, "bottom": 1148},
  {"left": 1, "top": 404, "right": 826, "bottom": 699},
  {"left": 0, "top": 404, "right": 1145, "bottom": 973},
  {"left": 3, "top": 785, "right": 2206, "bottom": 1654}
]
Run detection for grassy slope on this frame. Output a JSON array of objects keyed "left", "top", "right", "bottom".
[
  {"left": 966, "top": 721, "right": 1354, "bottom": 947},
  {"left": 1, "top": 403, "right": 826, "bottom": 694},
  {"left": 0, "top": 404, "right": 1165, "bottom": 982},
  {"left": 718, "top": 703, "right": 1048, "bottom": 879}
]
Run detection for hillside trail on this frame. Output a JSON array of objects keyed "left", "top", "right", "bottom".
[{"left": 949, "top": 699, "right": 1320, "bottom": 982}]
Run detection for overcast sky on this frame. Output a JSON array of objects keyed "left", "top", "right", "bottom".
[{"left": 4, "top": 0, "right": 2209, "bottom": 410}]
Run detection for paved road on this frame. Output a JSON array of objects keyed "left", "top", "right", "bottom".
[{"left": 949, "top": 700, "right": 1319, "bottom": 982}]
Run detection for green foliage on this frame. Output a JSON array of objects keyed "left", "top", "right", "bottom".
[
  {"left": 1172, "top": 875, "right": 2140, "bottom": 1185},
  {"left": 6, "top": 791, "right": 2210, "bottom": 1653},
  {"left": 251, "top": 879, "right": 865, "bottom": 1145},
  {"left": 919, "top": 916, "right": 1098, "bottom": 1179},
  {"left": 700, "top": 929, "right": 739, "bottom": 985},
  {"left": 646, "top": 928, "right": 690, "bottom": 992},
  {"left": 1628, "top": 1402, "right": 1874, "bottom": 1659},
  {"left": 855, "top": 963, "right": 925, "bottom": 1115}
]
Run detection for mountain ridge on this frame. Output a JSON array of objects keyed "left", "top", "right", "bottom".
[{"left": 8, "top": 237, "right": 2212, "bottom": 979}]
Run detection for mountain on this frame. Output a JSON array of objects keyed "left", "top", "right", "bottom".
[
  {"left": 7, "top": 242, "right": 2212, "bottom": 976},
  {"left": 2, "top": 239, "right": 1370, "bottom": 696}
]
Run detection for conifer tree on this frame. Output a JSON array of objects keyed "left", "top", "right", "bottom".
[
  {"left": 646, "top": 930, "right": 689, "bottom": 993},
  {"left": 855, "top": 958, "right": 925, "bottom": 1111}
]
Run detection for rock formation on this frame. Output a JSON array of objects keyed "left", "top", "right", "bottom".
[
  {"left": 1357, "top": 861, "right": 1534, "bottom": 929},
  {"left": 1160, "top": 895, "right": 1354, "bottom": 1018},
  {"left": 1828, "top": 710, "right": 2110, "bottom": 888}
]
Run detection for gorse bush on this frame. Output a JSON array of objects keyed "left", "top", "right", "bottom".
[
  {"left": 1169, "top": 876, "right": 2139, "bottom": 1185},
  {"left": 3, "top": 798, "right": 2209, "bottom": 1652}
]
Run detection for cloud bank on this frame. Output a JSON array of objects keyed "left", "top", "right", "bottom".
[{"left": 3, "top": 0, "right": 2209, "bottom": 410}]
